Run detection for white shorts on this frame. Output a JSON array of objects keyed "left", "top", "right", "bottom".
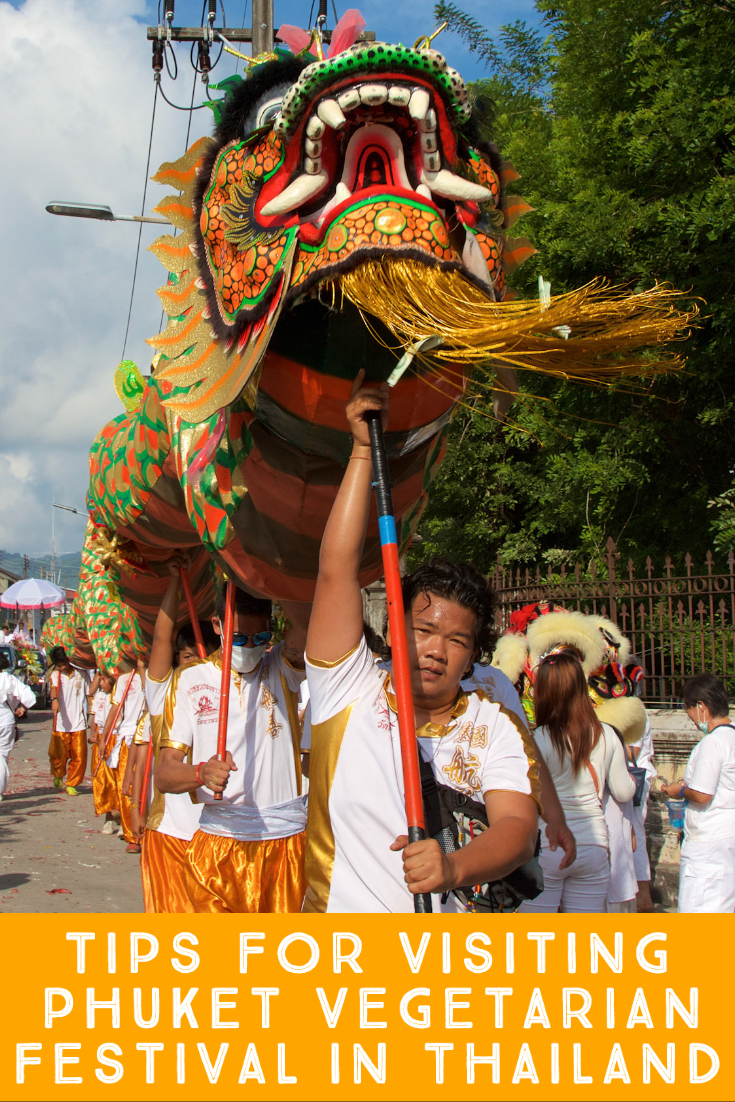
[{"left": 678, "top": 835, "right": 735, "bottom": 913}]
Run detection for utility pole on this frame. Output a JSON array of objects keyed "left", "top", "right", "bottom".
[{"left": 252, "top": 0, "right": 274, "bottom": 56}]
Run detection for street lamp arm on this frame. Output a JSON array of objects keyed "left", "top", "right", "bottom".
[{"left": 46, "top": 202, "right": 169, "bottom": 225}]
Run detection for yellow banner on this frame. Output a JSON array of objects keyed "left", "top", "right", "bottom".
[{"left": 1, "top": 915, "right": 729, "bottom": 1101}]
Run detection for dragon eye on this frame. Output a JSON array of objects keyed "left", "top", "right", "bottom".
[{"left": 256, "top": 98, "right": 283, "bottom": 128}]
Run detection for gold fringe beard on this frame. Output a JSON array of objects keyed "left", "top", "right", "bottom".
[{"left": 336, "top": 259, "right": 696, "bottom": 389}]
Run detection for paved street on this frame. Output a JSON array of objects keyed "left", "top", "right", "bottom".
[{"left": 0, "top": 709, "right": 143, "bottom": 912}]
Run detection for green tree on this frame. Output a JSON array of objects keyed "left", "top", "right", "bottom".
[{"left": 414, "top": 1, "right": 735, "bottom": 575}]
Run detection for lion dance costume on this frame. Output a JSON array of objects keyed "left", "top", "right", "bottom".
[{"left": 42, "top": 14, "right": 692, "bottom": 672}]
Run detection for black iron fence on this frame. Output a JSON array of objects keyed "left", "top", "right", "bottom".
[{"left": 492, "top": 538, "right": 735, "bottom": 704}]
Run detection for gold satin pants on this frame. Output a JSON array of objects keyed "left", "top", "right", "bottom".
[
  {"left": 48, "top": 728, "right": 87, "bottom": 789},
  {"left": 111, "top": 741, "right": 134, "bottom": 843},
  {"left": 141, "top": 830, "right": 194, "bottom": 913},
  {"left": 184, "top": 829, "right": 306, "bottom": 913},
  {"left": 91, "top": 743, "right": 118, "bottom": 815}
]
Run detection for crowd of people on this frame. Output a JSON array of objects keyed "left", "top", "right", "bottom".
[{"left": 10, "top": 380, "right": 735, "bottom": 914}]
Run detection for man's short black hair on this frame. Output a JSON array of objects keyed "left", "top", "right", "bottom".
[
  {"left": 682, "top": 673, "right": 729, "bottom": 717},
  {"left": 401, "top": 558, "right": 498, "bottom": 657},
  {"left": 215, "top": 583, "right": 272, "bottom": 622},
  {"left": 49, "top": 646, "right": 68, "bottom": 666},
  {"left": 175, "top": 620, "right": 220, "bottom": 656}
]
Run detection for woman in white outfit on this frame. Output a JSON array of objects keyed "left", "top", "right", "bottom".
[
  {"left": 661, "top": 674, "right": 735, "bottom": 913},
  {"left": 520, "top": 650, "right": 635, "bottom": 913},
  {"left": 0, "top": 653, "right": 36, "bottom": 799}
]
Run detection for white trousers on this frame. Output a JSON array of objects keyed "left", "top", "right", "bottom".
[
  {"left": 678, "top": 835, "right": 735, "bottom": 913},
  {"left": 631, "top": 780, "right": 652, "bottom": 880},
  {"left": 0, "top": 721, "right": 17, "bottom": 795},
  {"left": 519, "top": 844, "right": 610, "bottom": 914}
]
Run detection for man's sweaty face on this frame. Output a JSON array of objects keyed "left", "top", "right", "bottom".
[{"left": 404, "top": 593, "right": 477, "bottom": 704}]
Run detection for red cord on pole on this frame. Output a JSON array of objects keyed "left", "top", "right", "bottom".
[
  {"left": 213, "top": 579, "right": 235, "bottom": 802},
  {"left": 179, "top": 564, "right": 207, "bottom": 660},
  {"left": 381, "top": 542, "right": 426, "bottom": 833}
]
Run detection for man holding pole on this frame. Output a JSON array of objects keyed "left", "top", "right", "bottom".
[
  {"left": 303, "top": 373, "right": 539, "bottom": 912},
  {"left": 155, "top": 586, "right": 310, "bottom": 913}
]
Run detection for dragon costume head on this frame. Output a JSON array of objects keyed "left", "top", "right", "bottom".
[{"left": 78, "top": 16, "right": 693, "bottom": 670}]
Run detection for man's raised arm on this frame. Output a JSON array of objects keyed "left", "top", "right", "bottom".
[{"left": 306, "top": 371, "right": 388, "bottom": 665}]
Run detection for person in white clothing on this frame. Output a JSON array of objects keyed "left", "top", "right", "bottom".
[
  {"left": 627, "top": 716, "right": 657, "bottom": 911},
  {"left": 0, "top": 653, "right": 35, "bottom": 799},
  {"left": 156, "top": 585, "right": 309, "bottom": 913},
  {"left": 48, "top": 646, "right": 91, "bottom": 796},
  {"left": 99, "top": 664, "right": 146, "bottom": 849},
  {"left": 90, "top": 673, "right": 119, "bottom": 832},
  {"left": 303, "top": 373, "right": 539, "bottom": 913},
  {"left": 661, "top": 674, "right": 735, "bottom": 912},
  {"left": 519, "top": 650, "right": 635, "bottom": 913},
  {"left": 464, "top": 661, "right": 578, "bottom": 871},
  {"left": 131, "top": 565, "right": 219, "bottom": 912}
]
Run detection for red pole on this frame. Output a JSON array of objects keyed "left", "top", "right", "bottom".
[
  {"left": 365, "top": 409, "right": 431, "bottom": 912},
  {"left": 179, "top": 564, "right": 207, "bottom": 660},
  {"left": 213, "top": 579, "right": 235, "bottom": 802},
  {"left": 95, "top": 669, "right": 135, "bottom": 777}
]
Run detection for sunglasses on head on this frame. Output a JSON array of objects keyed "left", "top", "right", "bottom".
[{"left": 231, "top": 631, "right": 273, "bottom": 647}]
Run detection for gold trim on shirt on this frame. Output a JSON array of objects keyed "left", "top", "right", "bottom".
[
  {"left": 498, "top": 703, "right": 543, "bottom": 814},
  {"left": 302, "top": 701, "right": 356, "bottom": 913},
  {"left": 146, "top": 667, "right": 174, "bottom": 684},
  {"left": 146, "top": 712, "right": 167, "bottom": 831},
  {"left": 384, "top": 673, "right": 469, "bottom": 738},
  {"left": 306, "top": 643, "right": 360, "bottom": 669},
  {"left": 159, "top": 739, "right": 190, "bottom": 754},
  {"left": 280, "top": 672, "right": 303, "bottom": 797}
]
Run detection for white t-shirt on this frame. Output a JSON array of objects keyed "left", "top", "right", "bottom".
[
  {"left": 146, "top": 669, "right": 203, "bottom": 842},
  {"left": 304, "top": 637, "right": 538, "bottom": 914},
  {"left": 106, "top": 671, "right": 146, "bottom": 767},
  {"left": 532, "top": 722, "right": 635, "bottom": 848},
  {"left": 163, "top": 644, "right": 305, "bottom": 811},
  {"left": 50, "top": 668, "right": 90, "bottom": 733},
  {"left": 684, "top": 723, "right": 735, "bottom": 842},
  {"left": 0, "top": 671, "right": 35, "bottom": 726},
  {"left": 92, "top": 690, "right": 112, "bottom": 731}
]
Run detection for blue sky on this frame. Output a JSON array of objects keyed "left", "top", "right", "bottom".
[{"left": 0, "top": 0, "right": 544, "bottom": 555}]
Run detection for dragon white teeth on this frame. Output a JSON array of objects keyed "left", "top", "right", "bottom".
[
  {"left": 334, "top": 181, "right": 351, "bottom": 204},
  {"left": 420, "top": 109, "right": 437, "bottom": 132},
  {"left": 306, "top": 116, "right": 325, "bottom": 139},
  {"left": 423, "top": 151, "right": 441, "bottom": 173},
  {"left": 416, "top": 183, "right": 433, "bottom": 201},
  {"left": 409, "top": 88, "right": 431, "bottom": 121},
  {"left": 317, "top": 98, "right": 347, "bottom": 130},
  {"left": 421, "top": 133, "right": 438, "bottom": 153},
  {"left": 337, "top": 88, "right": 361, "bottom": 111},
  {"left": 305, "top": 138, "right": 322, "bottom": 158},
  {"left": 359, "top": 84, "right": 388, "bottom": 105},
  {"left": 304, "top": 157, "right": 322, "bottom": 176},
  {"left": 421, "top": 168, "right": 493, "bottom": 203},
  {"left": 260, "top": 170, "right": 329, "bottom": 216},
  {"left": 388, "top": 86, "right": 411, "bottom": 106},
  {"left": 462, "top": 228, "right": 492, "bottom": 288}
]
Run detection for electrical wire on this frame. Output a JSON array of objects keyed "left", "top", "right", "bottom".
[
  {"left": 234, "top": 0, "right": 248, "bottom": 76},
  {"left": 121, "top": 83, "right": 159, "bottom": 362}
]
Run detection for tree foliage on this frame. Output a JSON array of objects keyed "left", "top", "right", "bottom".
[{"left": 413, "top": 1, "right": 735, "bottom": 575}]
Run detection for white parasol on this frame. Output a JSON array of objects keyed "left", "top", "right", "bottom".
[{"left": 1, "top": 578, "right": 65, "bottom": 610}]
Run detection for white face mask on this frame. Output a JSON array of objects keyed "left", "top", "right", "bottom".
[{"left": 230, "top": 644, "right": 267, "bottom": 673}]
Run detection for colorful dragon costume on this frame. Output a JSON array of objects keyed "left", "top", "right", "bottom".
[
  {"left": 493, "top": 601, "right": 647, "bottom": 742},
  {"left": 44, "top": 15, "right": 692, "bottom": 671}
]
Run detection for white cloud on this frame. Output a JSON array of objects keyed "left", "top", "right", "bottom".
[{"left": 0, "top": 0, "right": 539, "bottom": 555}]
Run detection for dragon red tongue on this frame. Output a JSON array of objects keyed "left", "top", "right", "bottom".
[
  {"left": 356, "top": 147, "right": 391, "bottom": 189},
  {"left": 343, "top": 124, "right": 411, "bottom": 193}
]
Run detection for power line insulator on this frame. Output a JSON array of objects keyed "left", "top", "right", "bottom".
[
  {"left": 198, "top": 40, "right": 212, "bottom": 83},
  {"left": 152, "top": 39, "right": 164, "bottom": 76}
]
